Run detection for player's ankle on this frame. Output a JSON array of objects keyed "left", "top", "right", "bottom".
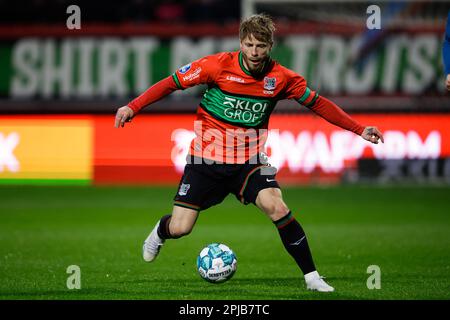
[{"left": 304, "top": 270, "right": 320, "bottom": 282}]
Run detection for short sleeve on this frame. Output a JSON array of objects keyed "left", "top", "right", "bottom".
[
  {"left": 172, "top": 54, "right": 220, "bottom": 90},
  {"left": 283, "top": 69, "right": 319, "bottom": 108}
]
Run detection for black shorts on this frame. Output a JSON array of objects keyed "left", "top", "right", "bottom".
[{"left": 173, "top": 154, "right": 280, "bottom": 211}]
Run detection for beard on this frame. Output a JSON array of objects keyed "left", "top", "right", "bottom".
[{"left": 244, "top": 55, "right": 270, "bottom": 78}]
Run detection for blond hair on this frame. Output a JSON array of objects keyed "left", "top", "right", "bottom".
[{"left": 239, "top": 14, "right": 276, "bottom": 45}]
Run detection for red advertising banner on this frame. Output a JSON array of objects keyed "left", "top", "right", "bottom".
[
  {"left": 1, "top": 114, "right": 449, "bottom": 185},
  {"left": 94, "top": 114, "right": 195, "bottom": 184},
  {"left": 93, "top": 113, "right": 450, "bottom": 185}
]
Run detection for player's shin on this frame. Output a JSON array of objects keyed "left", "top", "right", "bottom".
[{"left": 273, "top": 211, "right": 316, "bottom": 275}]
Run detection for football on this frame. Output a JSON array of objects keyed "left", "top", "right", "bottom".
[{"left": 196, "top": 243, "right": 237, "bottom": 283}]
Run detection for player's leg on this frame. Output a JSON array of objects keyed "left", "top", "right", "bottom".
[
  {"left": 255, "top": 188, "right": 316, "bottom": 275},
  {"left": 255, "top": 187, "right": 334, "bottom": 292},
  {"left": 255, "top": 188, "right": 316, "bottom": 272},
  {"left": 143, "top": 205, "right": 199, "bottom": 262},
  {"left": 235, "top": 158, "right": 334, "bottom": 292},
  {"left": 143, "top": 157, "right": 229, "bottom": 263}
]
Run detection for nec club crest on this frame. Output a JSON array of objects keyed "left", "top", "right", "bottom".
[
  {"left": 178, "top": 183, "right": 190, "bottom": 196},
  {"left": 264, "top": 77, "right": 276, "bottom": 90}
]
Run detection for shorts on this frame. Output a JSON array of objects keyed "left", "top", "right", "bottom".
[{"left": 173, "top": 154, "right": 280, "bottom": 211}]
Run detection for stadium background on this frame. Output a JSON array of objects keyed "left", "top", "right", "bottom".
[
  {"left": 1, "top": 0, "right": 449, "bottom": 185},
  {"left": 1, "top": 0, "right": 450, "bottom": 301}
]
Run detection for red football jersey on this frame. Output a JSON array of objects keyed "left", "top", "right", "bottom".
[{"left": 172, "top": 51, "right": 318, "bottom": 163}]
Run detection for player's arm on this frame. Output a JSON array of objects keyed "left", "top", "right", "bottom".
[
  {"left": 285, "top": 71, "right": 383, "bottom": 144},
  {"left": 115, "top": 55, "right": 219, "bottom": 128},
  {"left": 443, "top": 10, "right": 450, "bottom": 91},
  {"left": 307, "top": 95, "right": 384, "bottom": 144},
  {"left": 114, "top": 76, "right": 178, "bottom": 128}
]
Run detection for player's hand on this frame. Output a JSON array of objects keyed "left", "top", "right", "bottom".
[
  {"left": 446, "top": 74, "right": 450, "bottom": 91},
  {"left": 361, "top": 126, "right": 384, "bottom": 144},
  {"left": 114, "top": 106, "right": 134, "bottom": 128}
]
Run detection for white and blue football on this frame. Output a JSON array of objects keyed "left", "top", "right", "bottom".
[{"left": 196, "top": 243, "right": 237, "bottom": 283}]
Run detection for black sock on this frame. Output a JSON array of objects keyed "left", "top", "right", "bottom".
[
  {"left": 157, "top": 214, "right": 173, "bottom": 239},
  {"left": 273, "top": 211, "right": 316, "bottom": 275}
]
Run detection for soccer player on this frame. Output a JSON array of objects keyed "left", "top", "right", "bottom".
[
  {"left": 115, "top": 14, "right": 384, "bottom": 292},
  {"left": 443, "top": 10, "right": 450, "bottom": 91}
]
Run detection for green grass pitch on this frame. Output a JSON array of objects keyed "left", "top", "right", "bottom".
[{"left": 0, "top": 185, "right": 449, "bottom": 300}]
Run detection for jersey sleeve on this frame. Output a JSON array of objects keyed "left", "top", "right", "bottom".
[
  {"left": 282, "top": 67, "right": 364, "bottom": 135},
  {"left": 172, "top": 53, "right": 222, "bottom": 90},
  {"left": 283, "top": 69, "right": 319, "bottom": 108},
  {"left": 127, "top": 75, "right": 178, "bottom": 114}
]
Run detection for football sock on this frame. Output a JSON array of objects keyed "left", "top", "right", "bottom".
[
  {"left": 274, "top": 211, "right": 316, "bottom": 275},
  {"left": 157, "top": 214, "right": 173, "bottom": 239}
]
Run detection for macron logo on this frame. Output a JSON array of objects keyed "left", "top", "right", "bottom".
[{"left": 0, "top": 132, "right": 20, "bottom": 172}]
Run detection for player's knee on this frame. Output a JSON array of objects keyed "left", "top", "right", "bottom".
[
  {"left": 259, "top": 195, "right": 289, "bottom": 220},
  {"left": 270, "top": 200, "right": 290, "bottom": 221}
]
